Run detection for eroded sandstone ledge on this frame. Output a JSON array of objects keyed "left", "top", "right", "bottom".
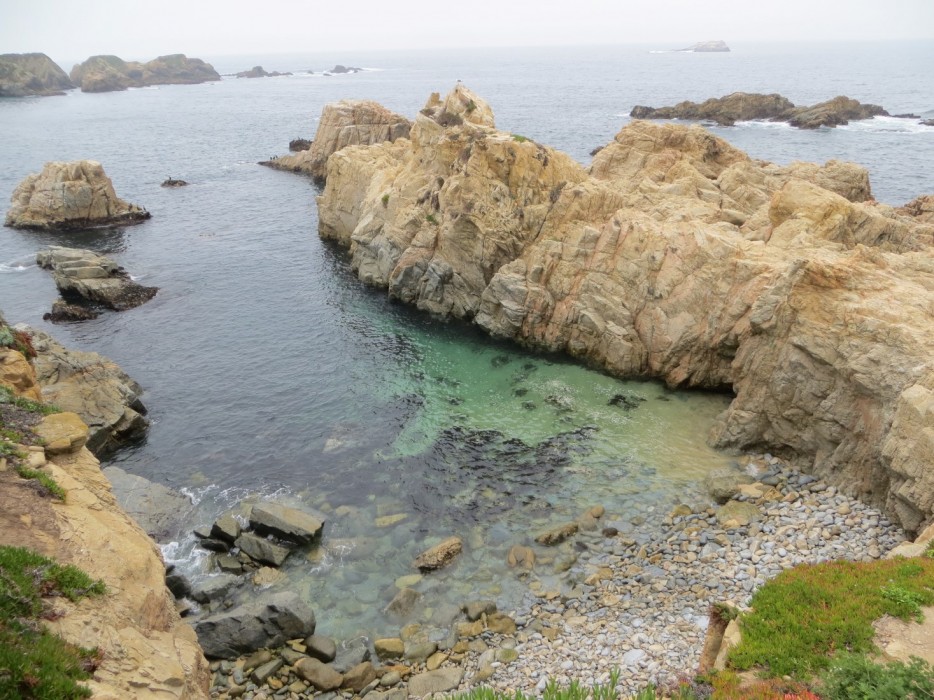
[
  {"left": 315, "top": 86, "right": 934, "bottom": 534},
  {"left": 0, "top": 329, "right": 209, "bottom": 699}
]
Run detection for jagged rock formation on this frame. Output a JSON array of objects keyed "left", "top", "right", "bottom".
[
  {"left": 899, "top": 194, "right": 934, "bottom": 224},
  {"left": 682, "top": 40, "right": 730, "bottom": 52},
  {"left": 5, "top": 160, "right": 150, "bottom": 230},
  {"left": 317, "top": 87, "right": 934, "bottom": 533},
  {"left": 262, "top": 100, "right": 412, "bottom": 183},
  {"left": 631, "top": 92, "right": 889, "bottom": 128},
  {"left": 36, "top": 246, "right": 158, "bottom": 311},
  {"left": 0, "top": 52, "right": 75, "bottom": 96},
  {"left": 69, "top": 54, "right": 220, "bottom": 93},
  {"left": 0, "top": 335, "right": 209, "bottom": 699},
  {"left": 20, "top": 326, "right": 150, "bottom": 456}
]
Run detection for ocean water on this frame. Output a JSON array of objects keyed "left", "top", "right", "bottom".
[{"left": 1, "top": 41, "right": 932, "bottom": 638}]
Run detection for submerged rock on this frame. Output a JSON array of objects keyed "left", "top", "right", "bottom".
[
  {"left": 37, "top": 246, "right": 158, "bottom": 311},
  {"left": 413, "top": 535, "right": 463, "bottom": 571},
  {"left": 316, "top": 86, "right": 934, "bottom": 533},
  {"left": 195, "top": 591, "right": 316, "bottom": 659},
  {"left": 0, "top": 52, "right": 75, "bottom": 96},
  {"left": 103, "top": 465, "right": 194, "bottom": 540},
  {"left": 5, "top": 160, "right": 150, "bottom": 230}
]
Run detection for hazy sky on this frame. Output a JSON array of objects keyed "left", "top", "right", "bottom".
[{"left": 2, "top": 0, "right": 933, "bottom": 64}]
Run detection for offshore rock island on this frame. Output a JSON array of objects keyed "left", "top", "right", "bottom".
[
  {"left": 0, "top": 52, "right": 75, "bottom": 96},
  {"left": 315, "top": 85, "right": 934, "bottom": 534},
  {"left": 69, "top": 53, "right": 220, "bottom": 92},
  {"left": 631, "top": 92, "right": 891, "bottom": 128}
]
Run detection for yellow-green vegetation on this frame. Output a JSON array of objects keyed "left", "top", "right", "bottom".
[
  {"left": 1, "top": 386, "right": 65, "bottom": 499},
  {"left": 728, "top": 558, "right": 934, "bottom": 678},
  {"left": 452, "top": 670, "right": 620, "bottom": 700},
  {"left": 511, "top": 134, "right": 531, "bottom": 143},
  {"left": 0, "top": 546, "right": 105, "bottom": 699}
]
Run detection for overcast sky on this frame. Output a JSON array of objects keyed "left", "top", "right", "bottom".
[{"left": 2, "top": 0, "right": 933, "bottom": 64}]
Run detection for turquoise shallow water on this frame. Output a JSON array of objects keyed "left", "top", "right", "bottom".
[{"left": 1, "top": 41, "right": 932, "bottom": 638}]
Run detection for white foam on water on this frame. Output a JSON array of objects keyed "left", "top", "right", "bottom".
[
  {"left": 837, "top": 115, "right": 934, "bottom": 134},
  {"left": 0, "top": 256, "right": 35, "bottom": 273},
  {"left": 734, "top": 120, "right": 795, "bottom": 130}
]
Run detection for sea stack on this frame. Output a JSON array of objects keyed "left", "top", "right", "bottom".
[
  {"left": 70, "top": 54, "right": 220, "bottom": 92},
  {"left": 5, "top": 160, "right": 150, "bottom": 230}
]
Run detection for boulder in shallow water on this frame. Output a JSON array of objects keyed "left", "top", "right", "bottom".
[
  {"left": 5, "top": 160, "right": 150, "bottom": 230},
  {"left": 534, "top": 522, "right": 579, "bottom": 546},
  {"left": 43, "top": 299, "right": 100, "bottom": 323},
  {"left": 249, "top": 502, "right": 324, "bottom": 545},
  {"left": 37, "top": 246, "right": 158, "bottom": 311},
  {"left": 103, "top": 465, "right": 194, "bottom": 540},
  {"left": 413, "top": 535, "right": 463, "bottom": 571},
  {"left": 194, "top": 590, "right": 316, "bottom": 659},
  {"left": 235, "top": 532, "right": 293, "bottom": 567}
]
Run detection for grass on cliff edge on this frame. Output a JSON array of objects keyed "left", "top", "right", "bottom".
[
  {"left": 728, "top": 557, "right": 934, "bottom": 679},
  {"left": 0, "top": 386, "right": 66, "bottom": 500},
  {"left": 0, "top": 545, "right": 105, "bottom": 699}
]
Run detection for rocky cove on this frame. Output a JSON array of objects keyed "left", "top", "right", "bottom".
[{"left": 1, "top": 72, "right": 934, "bottom": 699}]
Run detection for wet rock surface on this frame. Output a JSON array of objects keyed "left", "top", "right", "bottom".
[{"left": 37, "top": 246, "right": 158, "bottom": 311}]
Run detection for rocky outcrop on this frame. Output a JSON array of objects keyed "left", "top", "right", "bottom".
[
  {"left": 235, "top": 65, "right": 291, "bottom": 78},
  {"left": 36, "top": 246, "right": 158, "bottom": 311},
  {"left": 20, "top": 326, "right": 150, "bottom": 456},
  {"left": 899, "top": 194, "right": 934, "bottom": 224},
  {"left": 5, "top": 160, "right": 150, "bottom": 230},
  {"left": 329, "top": 65, "right": 362, "bottom": 74},
  {"left": 0, "top": 341, "right": 210, "bottom": 699},
  {"left": 682, "top": 40, "right": 730, "bottom": 52},
  {"left": 631, "top": 92, "right": 889, "bottom": 128},
  {"left": 420, "top": 84, "right": 496, "bottom": 128},
  {"left": 262, "top": 100, "right": 412, "bottom": 183},
  {"left": 0, "top": 52, "right": 75, "bottom": 96},
  {"left": 316, "top": 87, "right": 934, "bottom": 533},
  {"left": 193, "top": 591, "right": 316, "bottom": 659},
  {"left": 69, "top": 54, "right": 220, "bottom": 92}
]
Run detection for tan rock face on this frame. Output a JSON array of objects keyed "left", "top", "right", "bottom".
[
  {"left": 317, "top": 91, "right": 934, "bottom": 534},
  {"left": 33, "top": 412, "right": 89, "bottom": 455},
  {"left": 24, "top": 327, "right": 150, "bottom": 456},
  {"left": 5, "top": 160, "right": 150, "bottom": 231},
  {"left": 413, "top": 536, "right": 463, "bottom": 571},
  {"left": 0, "top": 447, "right": 210, "bottom": 699},
  {"left": 0, "top": 346, "right": 42, "bottom": 401},
  {"left": 264, "top": 100, "right": 412, "bottom": 183}
]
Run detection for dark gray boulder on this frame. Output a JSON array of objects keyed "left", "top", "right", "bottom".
[{"left": 193, "top": 591, "right": 316, "bottom": 659}]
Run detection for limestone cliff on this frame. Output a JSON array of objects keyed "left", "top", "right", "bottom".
[
  {"left": 5, "top": 160, "right": 150, "bottom": 231},
  {"left": 0, "top": 52, "right": 75, "bottom": 97},
  {"left": 317, "top": 87, "right": 934, "bottom": 533},
  {"left": 0, "top": 338, "right": 210, "bottom": 699},
  {"left": 70, "top": 54, "right": 220, "bottom": 93}
]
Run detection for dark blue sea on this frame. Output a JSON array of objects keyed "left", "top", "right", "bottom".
[{"left": 1, "top": 41, "right": 932, "bottom": 637}]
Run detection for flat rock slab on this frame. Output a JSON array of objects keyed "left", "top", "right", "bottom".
[
  {"left": 235, "top": 532, "right": 292, "bottom": 567},
  {"left": 716, "top": 501, "right": 762, "bottom": 527},
  {"left": 33, "top": 412, "right": 88, "bottom": 455},
  {"left": 407, "top": 667, "right": 464, "bottom": 697},
  {"left": 250, "top": 502, "right": 324, "bottom": 545},
  {"left": 103, "top": 466, "right": 193, "bottom": 539},
  {"left": 37, "top": 246, "right": 157, "bottom": 311},
  {"left": 873, "top": 606, "right": 934, "bottom": 665}
]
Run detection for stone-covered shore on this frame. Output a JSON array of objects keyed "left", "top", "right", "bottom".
[{"left": 203, "top": 454, "right": 907, "bottom": 699}]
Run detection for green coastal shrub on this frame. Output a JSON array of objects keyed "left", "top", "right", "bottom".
[
  {"left": 728, "top": 558, "right": 934, "bottom": 678},
  {"left": 0, "top": 546, "right": 105, "bottom": 698},
  {"left": 820, "top": 654, "right": 934, "bottom": 700}
]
